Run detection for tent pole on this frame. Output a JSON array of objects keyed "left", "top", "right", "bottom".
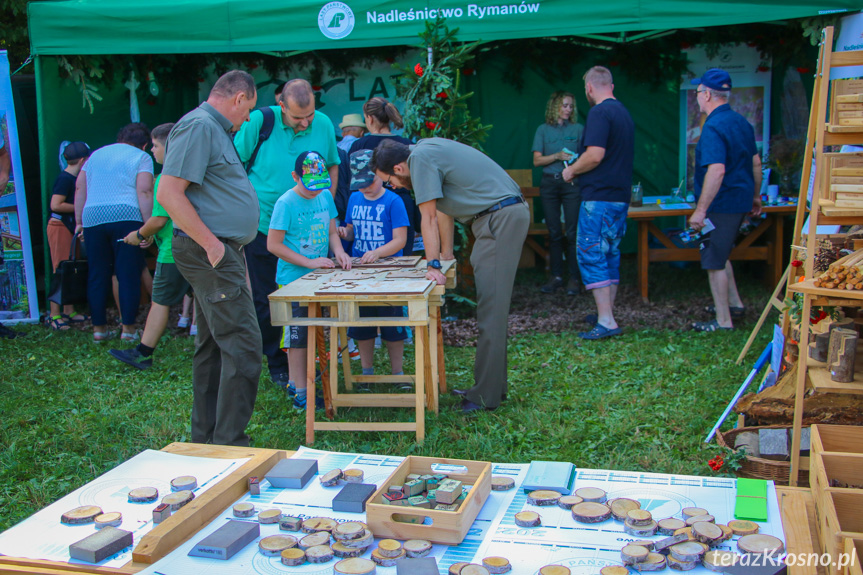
[{"left": 34, "top": 54, "right": 52, "bottom": 313}]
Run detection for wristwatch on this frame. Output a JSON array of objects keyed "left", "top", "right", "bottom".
[
  {"left": 427, "top": 259, "right": 442, "bottom": 270},
  {"left": 136, "top": 230, "right": 146, "bottom": 242}
]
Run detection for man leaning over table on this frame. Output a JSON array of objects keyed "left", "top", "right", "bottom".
[
  {"left": 159, "top": 70, "right": 262, "bottom": 447},
  {"left": 687, "top": 68, "right": 762, "bottom": 333}
]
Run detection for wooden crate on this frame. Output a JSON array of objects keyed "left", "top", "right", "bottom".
[
  {"left": 816, "top": 491, "right": 863, "bottom": 575},
  {"left": 366, "top": 456, "right": 491, "bottom": 545},
  {"left": 844, "top": 538, "right": 863, "bottom": 575},
  {"left": 812, "top": 425, "right": 863, "bottom": 455},
  {"left": 825, "top": 153, "right": 863, "bottom": 204}
]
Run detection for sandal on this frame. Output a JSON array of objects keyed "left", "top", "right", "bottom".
[
  {"left": 49, "top": 316, "right": 71, "bottom": 331},
  {"left": 692, "top": 320, "right": 734, "bottom": 332},
  {"left": 579, "top": 323, "right": 623, "bottom": 340},
  {"left": 63, "top": 313, "right": 90, "bottom": 324},
  {"left": 93, "top": 330, "right": 118, "bottom": 343},
  {"left": 704, "top": 305, "right": 745, "bottom": 318}
]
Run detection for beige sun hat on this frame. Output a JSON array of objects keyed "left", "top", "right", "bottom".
[{"left": 339, "top": 113, "right": 367, "bottom": 129}]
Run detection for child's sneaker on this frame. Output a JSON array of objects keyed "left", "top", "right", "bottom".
[
  {"left": 292, "top": 392, "right": 325, "bottom": 410},
  {"left": 286, "top": 382, "right": 297, "bottom": 398},
  {"left": 189, "top": 324, "right": 198, "bottom": 336},
  {"left": 177, "top": 315, "right": 191, "bottom": 329}
]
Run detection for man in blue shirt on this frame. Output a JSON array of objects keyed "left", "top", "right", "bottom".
[{"left": 688, "top": 68, "right": 762, "bottom": 332}]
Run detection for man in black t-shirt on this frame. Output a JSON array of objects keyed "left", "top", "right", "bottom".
[{"left": 562, "top": 66, "right": 635, "bottom": 340}]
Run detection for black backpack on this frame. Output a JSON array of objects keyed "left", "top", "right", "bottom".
[{"left": 244, "top": 106, "right": 275, "bottom": 173}]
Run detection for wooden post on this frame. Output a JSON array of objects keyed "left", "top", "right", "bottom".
[
  {"left": 830, "top": 329, "right": 858, "bottom": 383},
  {"left": 809, "top": 331, "right": 830, "bottom": 362}
]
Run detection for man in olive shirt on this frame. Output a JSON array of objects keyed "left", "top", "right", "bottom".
[
  {"left": 159, "top": 70, "right": 262, "bottom": 447},
  {"left": 371, "top": 138, "right": 529, "bottom": 412}
]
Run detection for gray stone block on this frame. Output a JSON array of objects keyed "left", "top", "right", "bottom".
[
  {"left": 265, "top": 458, "right": 318, "bottom": 489},
  {"left": 759, "top": 428, "right": 790, "bottom": 461},
  {"left": 734, "top": 431, "right": 761, "bottom": 457},
  {"left": 397, "top": 557, "right": 438, "bottom": 575},
  {"left": 69, "top": 526, "right": 133, "bottom": 563},
  {"left": 332, "top": 483, "right": 377, "bottom": 513},
  {"left": 188, "top": 520, "right": 260, "bottom": 560}
]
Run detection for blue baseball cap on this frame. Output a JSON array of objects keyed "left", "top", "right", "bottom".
[
  {"left": 349, "top": 149, "right": 375, "bottom": 191},
  {"left": 294, "top": 150, "right": 331, "bottom": 192},
  {"left": 690, "top": 68, "right": 732, "bottom": 91}
]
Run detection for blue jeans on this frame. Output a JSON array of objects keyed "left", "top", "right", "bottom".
[
  {"left": 540, "top": 174, "right": 580, "bottom": 279},
  {"left": 577, "top": 201, "right": 628, "bottom": 290},
  {"left": 83, "top": 221, "right": 145, "bottom": 326}
]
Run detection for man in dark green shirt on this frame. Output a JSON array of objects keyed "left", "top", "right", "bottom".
[{"left": 159, "top": 70, "right": 262, "bottom": 447}]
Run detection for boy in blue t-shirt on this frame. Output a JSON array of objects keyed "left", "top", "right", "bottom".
[
  {"left": 337, "top": 149, "right": 410, "bottom": 382},
  {"left": 268, "top": 150, "right": 352, "bottom": 409}
]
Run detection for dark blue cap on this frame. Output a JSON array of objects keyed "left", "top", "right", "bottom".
[{"left": 690, "top": 68, "right": 732, "bottom": 91}]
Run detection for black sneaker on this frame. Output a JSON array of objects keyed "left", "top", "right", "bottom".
[
  {"left": 108, "top": 348, "right": 153, "bottom": 370},
  {"left": 272, "top": 372, "right": 290, "bottom": 389},
  {"left": 540, "top": 277, "right": 564, "bottom": 294},
  {"left": 566, "top": 279, "right": 581, "bottom": 296}
]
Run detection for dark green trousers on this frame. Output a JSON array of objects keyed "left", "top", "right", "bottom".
[{"left": 172, "top": 235, "right": 262, "bottom": 446}]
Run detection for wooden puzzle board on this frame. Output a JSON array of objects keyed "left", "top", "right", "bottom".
[{"left": 331, "top": 255, "right": 422, "bottom": 268}]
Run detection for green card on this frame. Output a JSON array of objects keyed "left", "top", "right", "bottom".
[
  {"left": 734, "top": 495, "right": 768, "bottom": 522},
  {"left": 736, "top": 478, "right": 768, "bottom": 498}
]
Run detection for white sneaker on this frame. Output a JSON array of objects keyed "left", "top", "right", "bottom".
[
  {"left": 189, "top": 325, "right": 198, "bottom": 336},
  {"left": 177, "top": 315, "right": 191, "bottom": 328}
]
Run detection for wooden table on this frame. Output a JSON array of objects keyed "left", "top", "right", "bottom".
[
  {"left": 628, "top": 202, "right": 797, "bottom": 302},
  {"left": 269, "top": 260, "right": 456, "bottom": 444}
]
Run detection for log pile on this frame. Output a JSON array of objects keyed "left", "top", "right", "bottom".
[{"left": 812, "top": 249, "right": 863, "bottom": 289}]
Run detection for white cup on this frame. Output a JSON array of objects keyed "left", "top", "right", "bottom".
[{"left": 767, "top": 184, "right": 779, "bottom": 204}]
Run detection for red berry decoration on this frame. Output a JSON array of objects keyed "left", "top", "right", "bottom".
[
  {"left": 312, "top": 85, "right": 322, "bottom": 91},
  {"left": 425, "top": 121, "right": 438, "bottom": 130},
  {"left": 791, "top": 260, "right": 802, "bottom": 268},
  {"left": 436, "top": 91, "right": 448, "bottom": 100},
  {"left": 414, "top": 63, "right": 424, "bottom": 76},
  {"left": 797, "top": 67, "right": 811, "bottom": 74}
]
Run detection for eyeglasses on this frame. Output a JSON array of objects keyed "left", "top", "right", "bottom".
[
  {"left": 384, "top": 174, "right": 392, "bottom": 187},
  {"left": 696, "top": 89, "right": 708, "bottom": 95}
]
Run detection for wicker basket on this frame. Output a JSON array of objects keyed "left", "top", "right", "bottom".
[{"left": 716, "top": 424, "right": 810, "bottom": 487}]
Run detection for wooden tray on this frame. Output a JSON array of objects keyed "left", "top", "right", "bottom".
[{"left": 366, "top": 456, "right": 491, "bottom": 545}]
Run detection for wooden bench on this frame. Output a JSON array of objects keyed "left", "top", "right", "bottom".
[{"left": 505, "top": 169, "right": 550, "bottom": 269}]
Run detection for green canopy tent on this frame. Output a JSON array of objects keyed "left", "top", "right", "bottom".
[{"left": 25, "top": 0, "right": 860, "bottom": 287}]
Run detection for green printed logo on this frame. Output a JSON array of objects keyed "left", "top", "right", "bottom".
[
  {"left": 318, "top": 2, "right": 354, "bottom": 39},
  {"left": 328, "top": 12, "right": 344, "bottom": 28}
]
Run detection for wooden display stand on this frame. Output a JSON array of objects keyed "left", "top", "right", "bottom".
[
  {"left": 786, "top": 27, "right": 863, "bottom": 487},
  {"left": 269, "top": 260, "right": 456, "bottom": 443},
  {"left": 0, "top": 443, "right": 286, "bottom": 575}
]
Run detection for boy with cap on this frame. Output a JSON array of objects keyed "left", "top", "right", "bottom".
[
  {"left": 337, "top": 149, "right": 410, "bottom": 384},
  {"left": 47, "top": 141, "right": 91, "bottom": 330},
  {"left": 109, "top": 123, "right": 193, "bottom": 369},
  {"left": 268, "top": 151, "right": 352, "bottom": 409},
  {"left": 688, "top": 68, "right": 762, "bottom": 332}
]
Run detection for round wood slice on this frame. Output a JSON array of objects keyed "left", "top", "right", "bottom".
[
  {"left": 258, "top": 509, "right": 282, "bottom": 524},
  {"left": 574, "top": 487, "right": 607, "bottom": 503},
  {"left": 461, "top": 565, "right": 491, "bottom": 575},
  {"left": 685, "top": 514, "right": 714, "bottom": 526},
  {"left": 128, "top": 487, "right": 159, "bottom": 503},
  {"left": 343, "top": 468, "right": 365, "bottom": 483},
  {"left": 514, "top": 511, "right": 541, "bottom": 527},
  {"left": 599, "top": 567, "right": 630, "bottom": 575},
  {"left": 657, "top": 517, "right": 686, "bottom": 535},
  {"left": 737, "top": 534, "right": 784, "bottom": 556},
  {"left": 727, "top": 519, "right": 759, "bottom": 536},
  {"left": 482, "top": 556, "right": 512, "bottom": 574},
  {"left": 333, "top": 542, "right": 365, "bottom": 558},
  {"left": 61, "top": 505, "right": 103, "bottom": 525},
  {"left": 280, "top": 548, "right": 306, "bottom": 566},
  {"left": 339, "top": 529, "right": 374, "bottom": 549},
  {"left": 621, "top": 544, "right": 650, "bottom": 564},
  {"left": 371, "top": 547, "right": 405, "bottom": 566},
  {"left": 674, "top": 527, "right": 695, "bottom": 541},
  {"left": 557, "top": 495, "right": 583, "bottom": 510},
  {"left": 539, "top": 566, "right": 571, "bottom": 575},
  {"left": 449, "top": 562, "right": 471, "bottom": 575},
  {"left": 667, "top": 556, "right": 697, "bottom": 571},
  {"left": 404, "top": 539, "right": 432, "bottom": 558},
  {"left": 572, "top": 502, "right": 611, "bottom": 523},
  {"left": 232, "top": 502, "right": 256, "bottom": 517},
  {"left": 626, "top": 509, "right": 653, "bottom": 526},
  {"left": 669, "top": 541, "right": 707, "bottom": 563},
  {"left": 299, "top": 531, "right": 331, "bottom": 550},
  {"left": 633, "top": 553, "right": 667, "bottom": 572},
  {"left": 491, "top": 476, "right": 515, "bottom": 491},
  {"left": 681, "top": 507, "right": 708, "bottom": 519},
  {"left": 94, "top": 512, "right": 122, "bottom": 529},
  {"left": 376, "top": 539, "right": 403, "bottom": 558},
  {"left": 527, "top": 490, "right": 561, "bottom": 506},
  {"left": 320, "top": 469, "right": 344, "bottom": 487},
  {"left": 334, "top": 521, "right": 368, "bottom": 541},
  {"left": 302, "top": 516, "right": 338, "bottom": 533},
  {"left": 161, "top": 490, "right": 194, "bottom": 511},
  {"left": 692, "top": 522, "right": 723, "bottom": 545},
  {"left": 259, "top": 535, "right": 298, "bottom": 556},
  {"left": 170, "top": 475, "right": 197, "bottom": 492},
  {"left": 334, "top": 557, "right": 376, "bottom": 575},
  {"left": 717, "top": 524, "right": 733, "bottom": 542},
  {"left": 305, "top": 544, "right": 334, "bottom": 563},
  {"left": 630, "top": 540, "right": 655, "bottom": 551},
  {"left": 702, "top": 550, "right": 738, "bottom": 572},
  {"left": 624, "top": 520, "right": 658, "bottom": 537},
  {"left": 610, "top": 498, "right": 641, "bottom": 521}
]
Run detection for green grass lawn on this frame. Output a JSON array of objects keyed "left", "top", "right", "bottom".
[{"left": 0, "top": 261, "right": 774, "bottom": 532}]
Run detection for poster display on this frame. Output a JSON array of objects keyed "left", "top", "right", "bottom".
[
  {"left": 0, "top": 51, "right": 39, "bottom": 323},
  {"left": 681, "top": 45, "right": 772, "bottom": 192}
]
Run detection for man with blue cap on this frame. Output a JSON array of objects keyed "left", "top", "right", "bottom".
[{"left": 688, "top": 68, "right": 762, "bottom": 332}]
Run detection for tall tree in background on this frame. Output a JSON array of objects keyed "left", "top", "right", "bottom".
[{"left": 1, "top": 0, "right": 31, "bottom": 72}]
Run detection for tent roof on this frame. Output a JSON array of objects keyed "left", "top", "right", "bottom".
[{"left": 29, "top": 0, "right": 860, "bottom": 55}]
